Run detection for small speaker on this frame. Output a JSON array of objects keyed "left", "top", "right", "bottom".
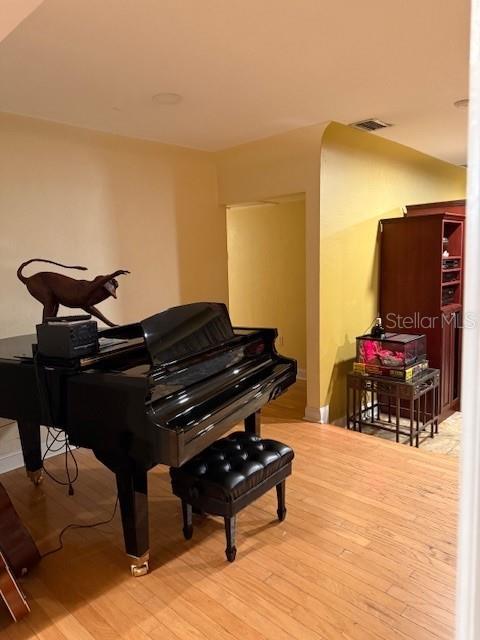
[{"left": 36, "top": 316, "right": 98, "bottom": 359}]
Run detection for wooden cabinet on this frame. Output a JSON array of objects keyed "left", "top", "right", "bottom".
[{"left": 380, "top": 200, "right": 465, "bottom": 418}]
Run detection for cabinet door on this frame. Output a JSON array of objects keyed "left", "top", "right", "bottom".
[
  {"left": 441, "top": 311, "right": 461, "bottom": 411},
  {"left": 441, "top": 316, "right": 454, "bottom": 410},
  {"left": 452, "top": 311, "right": 462, "bottom": 406}
]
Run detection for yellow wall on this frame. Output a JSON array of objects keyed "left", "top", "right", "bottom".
[
  {"left": 320, "top": 122, "right": 467, "bottom": 420},
  {"left": 0, "top": 112, "right": 227, "bottom": 338},
  {"left": 227, "top": 199, "right": 306, "bottom": 370},
  {"left": 216, "top": 122, "right": 328, "bottom": 416}
]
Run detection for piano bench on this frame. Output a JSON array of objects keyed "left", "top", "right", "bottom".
[{"left": 169, "top": 431, "right": 294, "bottom": 562}]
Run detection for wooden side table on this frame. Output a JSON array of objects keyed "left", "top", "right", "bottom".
[{"left": 346, "top": 368, "right": 440, "bottom": 447}]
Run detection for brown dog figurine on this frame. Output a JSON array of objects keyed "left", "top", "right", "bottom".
[{"left": 17, "top": 259, "right": 130, "bottom": 327}]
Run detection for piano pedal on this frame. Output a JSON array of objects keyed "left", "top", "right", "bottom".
[
  {"left": 129, "top": 552, "right": 149, "bottom": 577},
  {"left": 26, "top": 469, "right": 43, "bottom": 486}
]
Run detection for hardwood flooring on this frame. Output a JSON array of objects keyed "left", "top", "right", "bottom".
[{"left": 0, "top": 382, "right": 458, "bottom": 639}]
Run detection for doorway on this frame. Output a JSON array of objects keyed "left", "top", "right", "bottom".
[{"left": 226, "top": 195, "right": 306, "bottom": 392}]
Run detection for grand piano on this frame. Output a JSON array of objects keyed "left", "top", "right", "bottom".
[{"left": 0, "top": 302, "right": 296, "bottom": 575}]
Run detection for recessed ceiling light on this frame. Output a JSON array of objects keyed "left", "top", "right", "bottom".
[
  {"left": 152, "top": 92, "right": 182, "bottom": 105},
  {"left": 454, "top": 98, "right": 469, "bottom": 109}
]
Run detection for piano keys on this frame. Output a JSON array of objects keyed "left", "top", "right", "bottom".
[{"left": 0, "top": 302, "right": 296, "bottom": 575}]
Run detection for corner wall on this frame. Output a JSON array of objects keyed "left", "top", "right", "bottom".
[
  {"left": 216, "top": 122, "right": 329, "bottom": 417},
  {"left": 319, "top": 122, "right": 467, "bottom": 421},
  {"left": 1, "top": 1, "right": 44, "bottom": 44}
]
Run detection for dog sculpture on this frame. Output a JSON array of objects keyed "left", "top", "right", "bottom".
[{"left": 17, "top": 259, "right": 130, "bottom": 327}]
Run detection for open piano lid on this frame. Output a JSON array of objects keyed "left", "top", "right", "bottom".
[{"left": 102, "top": 302, "right": 235, "bottom": 367}]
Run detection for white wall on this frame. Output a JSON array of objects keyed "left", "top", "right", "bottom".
[{"left": 457, "top": 0, "right": 480, "bottom": 636}]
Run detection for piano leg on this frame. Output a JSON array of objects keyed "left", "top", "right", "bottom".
[
  {"left": 17, "top": 420, "right": 43, "bottom": 485},
  {"left": 115, "top": 464, "right": 150, "bottom": 577},
  {"left": 245, "top": 410, "right": 261, "bottom": 436}
]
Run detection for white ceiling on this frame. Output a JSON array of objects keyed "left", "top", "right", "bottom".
[{"left": 0, "top": 0, "right": 470, "bottom": 164}]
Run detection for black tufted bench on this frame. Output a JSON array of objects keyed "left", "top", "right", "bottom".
[{"left": 169, "top": 432, "right": 294, "bottom": 561}]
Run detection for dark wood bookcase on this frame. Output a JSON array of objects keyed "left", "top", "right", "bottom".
[{"left": 380, "top": 200, "right": 465, "bottom": 418}]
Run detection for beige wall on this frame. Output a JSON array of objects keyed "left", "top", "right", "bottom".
[
  {"left": 227, "top": 199, "right": 306, "bottom": 370},
  {"left": 0, "top": 113, "right": 227, "bottom": 338},
  {"left": 216, "top": 122, "right": 328, "bottom": 416},
  {"left": 320, "top": 122, "right": 467, "bottom": 420},
  {"left": 0, "top": 112, "right": 227, "bottom": 469}
]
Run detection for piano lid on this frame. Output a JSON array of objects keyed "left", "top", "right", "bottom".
[
  {"left": 0, "top": 304, "right": 234, "bottom": 368},
  {"left": 139, "top": 302, "right": 234, "bottom": 366}
]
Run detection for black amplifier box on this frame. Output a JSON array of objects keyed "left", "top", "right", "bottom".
[{"left": 36, "top": 316, "right": 99, "bottom": 359}]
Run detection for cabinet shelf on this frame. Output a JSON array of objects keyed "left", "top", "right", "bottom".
[{"left": 441, "top": 303, "right": 462, "bottom": 313}]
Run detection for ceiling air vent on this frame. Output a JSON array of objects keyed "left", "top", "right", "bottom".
[{"left": 350, "top": 118, "right": 393, "bottom": 132}]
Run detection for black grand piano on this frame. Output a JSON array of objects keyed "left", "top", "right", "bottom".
[{"left": 0, "top": 302, "right": 296, "bottom": 574}]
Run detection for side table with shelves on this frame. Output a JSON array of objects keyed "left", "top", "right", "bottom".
[{"left": 346, "top": 368, "right": 440, "bottom": 447}]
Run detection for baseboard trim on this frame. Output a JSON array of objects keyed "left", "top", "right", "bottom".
[
  {"left": 0, "top": 425, "right": 64, "bottom": 475},
  {"left": 303, "top": 406, "right": 321, "bottom": 422},
  {"left": 297, "top": 368, "right": 306, "bottom": 381},
  {"left": 303, "top": 405, "right": 330, "bottom": 424},
  {"left": 0, "top": 450, "right": 29, "bottom": 475}
]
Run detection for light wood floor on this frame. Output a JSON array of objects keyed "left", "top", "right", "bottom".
[{"left": 0, "top": 382, "right": 458, "bottom": 640}]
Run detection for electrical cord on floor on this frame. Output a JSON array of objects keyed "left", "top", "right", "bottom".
[
  {"left": 32, "top": 351, "right": 121, "bottom": 560},
  {"left": 41, "top": 426, "right": 79, "bottom": 495},
  {"left": 33, "top": 351, "right": 79, "bottom": 495},
  {"left": 41, "top": 494, "right": 119, "bottom": 560}
]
